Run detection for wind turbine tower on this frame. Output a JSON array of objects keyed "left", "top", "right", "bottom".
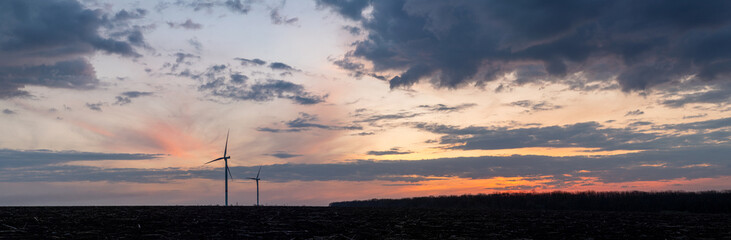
[
  {"left": 205, "top": 130, "right": 233, "bottom": 206},
  {"left": 249, "top": 166, "right": 262, "bottom": 206}
]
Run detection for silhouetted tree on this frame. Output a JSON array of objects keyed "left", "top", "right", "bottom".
[{"left": 330, "top": 191, "right": 731, "bottom": 213}]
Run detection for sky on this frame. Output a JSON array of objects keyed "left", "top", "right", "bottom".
[{"left": 0, "top": 0, "right": 730, "bottom": 206}]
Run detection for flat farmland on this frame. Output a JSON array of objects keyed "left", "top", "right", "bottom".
[{"left": 1, "top": 206, "right": 729, "bottom": 239}]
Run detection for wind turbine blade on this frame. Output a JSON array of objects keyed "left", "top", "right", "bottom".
[
  {"left": 248, "top": 177, "right": 257, "bottom": 180},
  {"left": 227, "top": 166, "right": 234, "bottom": 180},
  {"left": 223, "top": 129, "right": 229, "bottom": 157},
  {"left": 256, "top": 166, "right": 261, "bottom": 179},
  {"left": 205, "top": 157, "right": 224, "bottom": 164}
]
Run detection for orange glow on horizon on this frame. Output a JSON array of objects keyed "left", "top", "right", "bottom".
[{"left": 343, "top": 147, "right": 643, "bottom": 162}]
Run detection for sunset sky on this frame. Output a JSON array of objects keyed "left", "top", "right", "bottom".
[{"left": 1, "top": 0, "right": 730, "bottom": 206}]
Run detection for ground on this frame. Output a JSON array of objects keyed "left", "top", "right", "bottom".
[{"left": 1, "top": 206, "right": 729, "bottom": 239}]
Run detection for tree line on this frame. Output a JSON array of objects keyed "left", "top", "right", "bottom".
[{"left": 329, "top": 191, "right": 731, "bottom": 213}]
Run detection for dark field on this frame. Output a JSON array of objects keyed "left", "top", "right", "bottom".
[{"left": 1, "top": 206, "right": 730, "bottom": 239}]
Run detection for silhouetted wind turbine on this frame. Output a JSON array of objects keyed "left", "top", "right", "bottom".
[
  {"left": 248, "top": 166, "right": 262, "bottom": 206},
  {"left": 204, "top": 130, "right": 233, "bottom": 206}
]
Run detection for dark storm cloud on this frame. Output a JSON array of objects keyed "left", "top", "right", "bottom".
[
  {"left": 114, "top": 91, "right": 153, "bottom": 105},
  {"left": 413, "top": 118, "right": 731, "bottom": 151},
  {"left": 2, "top": 109, "right": 16, "bottom": 115},
  {"left": 3, "top": 147, "right": 729, "bottom": 185},
  {"left": 509, "top": 100, "right": 562, "bottom": 112},
  {"left": 0, "top": 0, "right": 147, "bottom": 98},
  {"left": 0, "top": 149, "right": 162, "bottom": 168},
  {"left": 235, "top": 58, "right": 267, "bottom": 66},
  {"left": 258, "top": 112, "right": 362, "bottom": 133},
  {"left": 318, "top": 0, "right": 731, "bottom": 92},
  {"left": 267, "top": 152, "right": 302, "bottom": 159},
  {"left": 366, "top": 147, "right": 412, "bottom": 156},
  {"left": 167, "top": 19, "right": 203, "bottom": 29},
  {"left": 194, "top": 64, "right": 327, "bottom": 105}
]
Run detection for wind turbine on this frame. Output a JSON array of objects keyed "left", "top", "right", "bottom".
[
  {"left": 248, "top": 166, "right": 262, "bottom": 206},
  {"left": 204, "top": 130, "right": 233, "bottom": 206}
]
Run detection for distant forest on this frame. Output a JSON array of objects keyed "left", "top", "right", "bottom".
[{"left": 330, "top": 191, "right": 731, "bottom": 213}]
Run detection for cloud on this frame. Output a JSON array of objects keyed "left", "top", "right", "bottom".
[
  {"left": 628, "top": 121, "right": 652, "bottom": 127},
  {"left": 235, "top": 58, "right": 267, "bottom": 66},
  {"left": 3, "top": 147, "right": 729, "bottom": 185},
  {"left": 353, "top": 103, "right": 476, "bottom": 126},
  {"left": 267, "top": 152, "right": 302, "bottom": 159},
  {"left": 318, "top": 1, "right": 731, "bottom": 92},
  {"left": 355, "top": 112, "right": 422, "bottom": 124},
  {"left": 331, "top": 56, "right": 366, "bottom": 77},
  {"left": 172, "top": 0, "right": 251, "bottom": 14},
  {"left": 269, "top": 8, "right": 298, "bottom": 25},
  {"left": 194, "top": 64, "right": 327, "bottom": 105},
  {"left": 86, "top": 102, "right": 104, "bottom": 112},
  {"left": 0, "top": 149, "right": 161, "bottom": 168},
  {"left": 510, "top": 100, "right": 562, "bottom": 112},
  {"left": 366, "top": 147, "right": 413, "bottom": 156},
  {"left": 114, "top": 97, "right": 131, "bottom": 105},
  {"left": 413, "top": 118, "right": 731, "bottom": 151},
  {"left": 661, "top": 117, "right": 731, "bottom": 131},
  {"left": 258, "top": 112, "right": 363, "bottom": 133},
  {"left": 268, "top": 62, "right": 297, "bottom": 71},
  {"left": 625, "top": 109, "right": 645, "bottom": 116},
  {"left": 418, "top": 103, "right": 477, "bottom": 113},
  {"left": 188, "top": 38, "right": 203, "bottom": 51},
  {"left": 353, "top": 131, "right": 375, "bottom": 136},
  {"left": 167, "top": 19, "right": 203, "bottom": 29},
  {"left": 114, "top": 91, "right": 154, "bottom": 105},
  {"left": 660, "top": 83, "right": 731, "bottom": 108},
  {"left": 485, "top": 185, "right": 539, "bottom": 191},
  {"left": 169, "top": 52, "right": 200, "bottom": 71},
  {"left": 3, "top": 109, "right": 16, "bottom": 115},
  {"left": 315, "top": 0, "right": 371, "bottom": 20},
  {"left": 0, "top": 59, "right": 98, "bottom": 99},
  {"left": 342, "top": 25, "right": 362, "bottom": 35},
  {"left": 683, "top": 114, "right": 708, "bottom": 119},
  {"left": 256, "top": 127, "right": 299, "bottom": 133},
  {"left": 111, "top": 8, "right": 148, "bottom": 21},
  {"left": 224, "top": 0, "right": 252, "bottom": 14},
  {"left": 0, "top": 0, "right": 147, "bottom": 98}
]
